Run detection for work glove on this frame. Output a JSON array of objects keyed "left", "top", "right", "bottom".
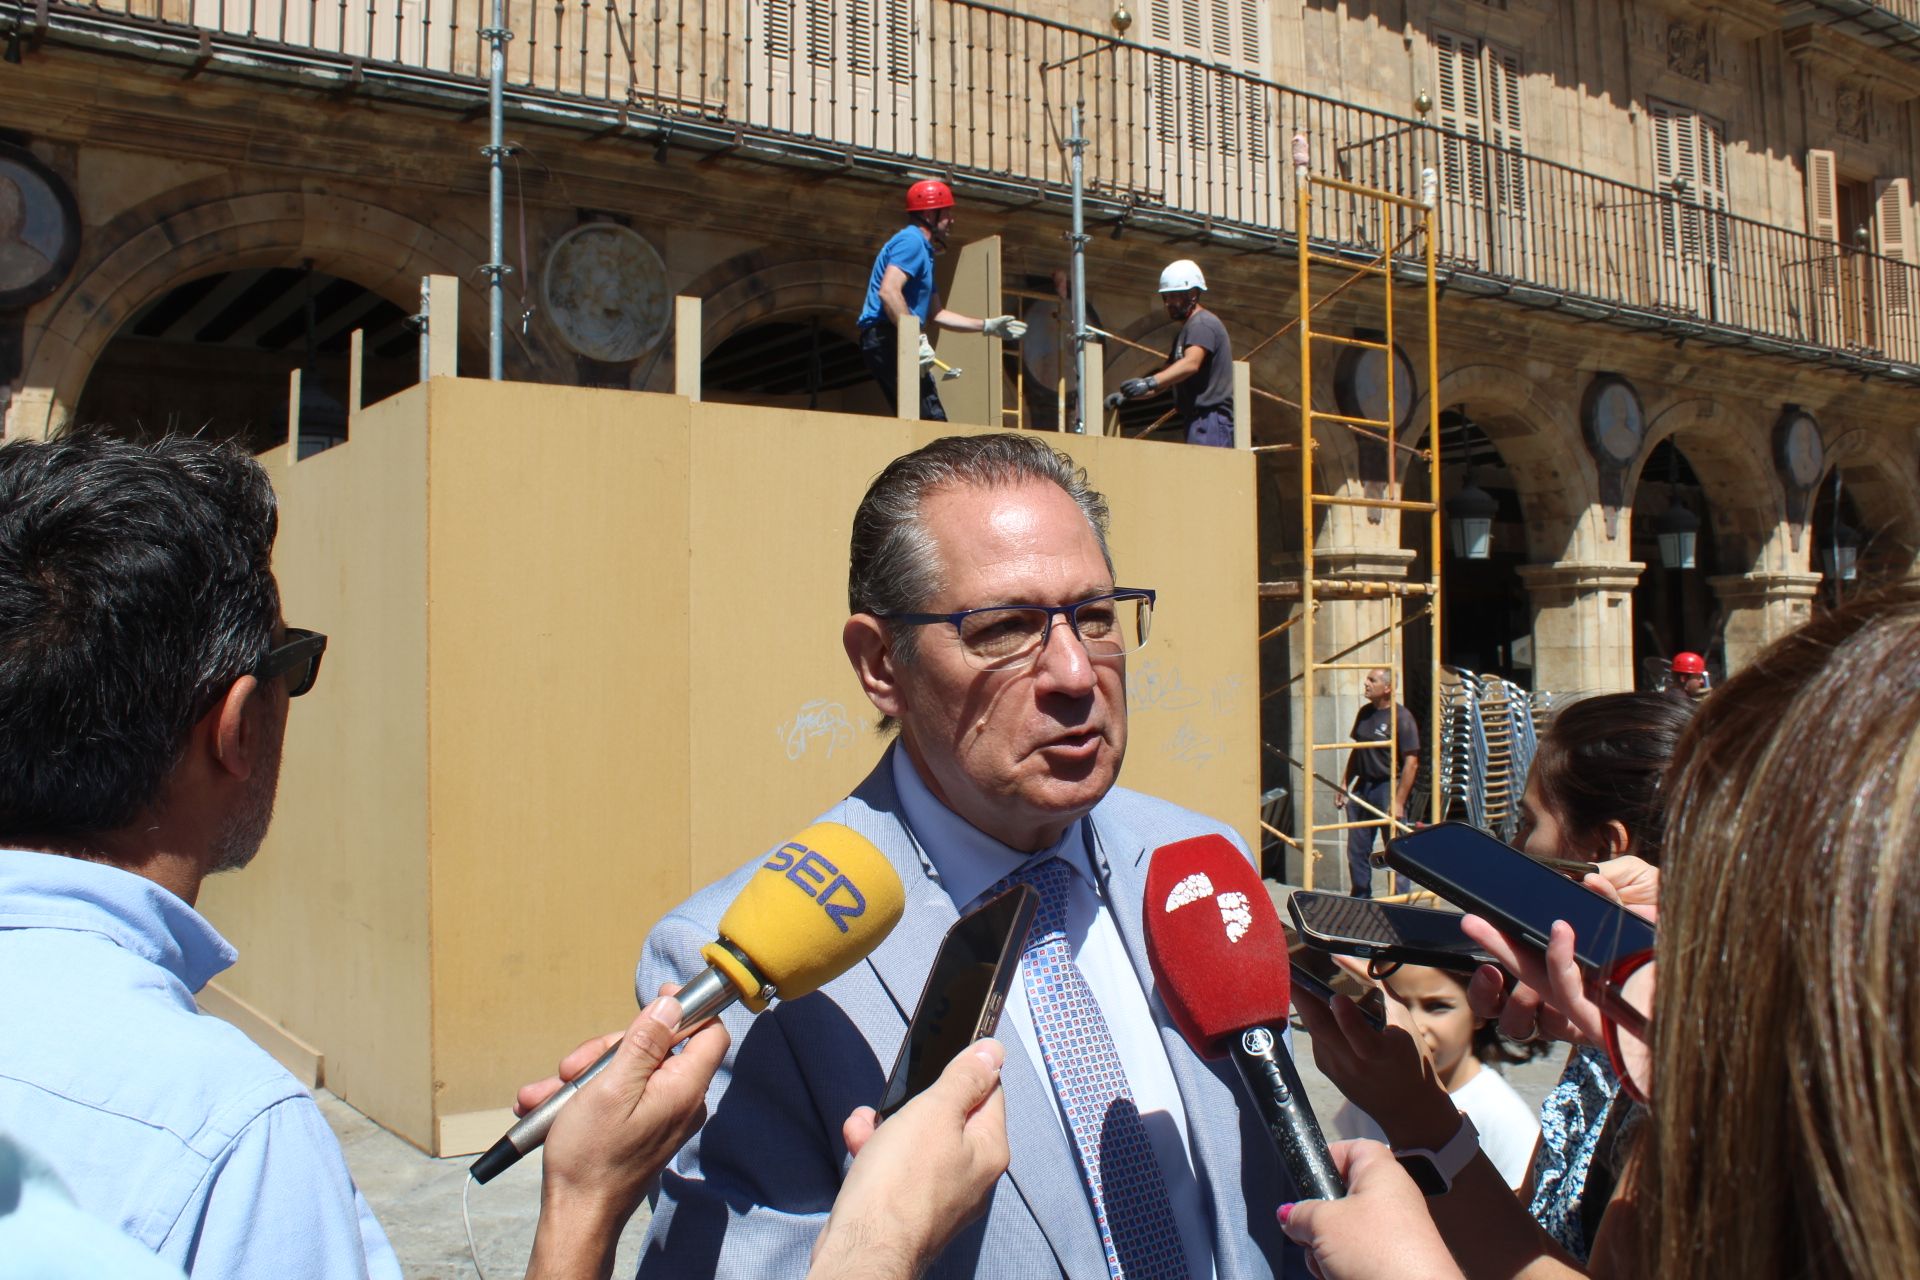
[
  {"left": 1104, "top": 391, "right": 1127, "bottom": 411},
  {"left": 1119, "top": 375, "right": 1157, "bottom": 399},
  {"left": 918, "top": 335, "right": 937, "bottom": 370},
  {"left": 981, "top": 315, "right": 1028, "bottom": 341}
]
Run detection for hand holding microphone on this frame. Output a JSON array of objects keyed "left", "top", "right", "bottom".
[
  {"left": 472, "top": 822, "right": 906, "bottom": 1183},
  {"left": 1143, "top": 834, "right": 1345, "bottom": 1201}
]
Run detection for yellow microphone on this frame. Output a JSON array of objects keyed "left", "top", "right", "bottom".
[{"left": 471, "top": 823, "right": 903, "bottom": 1182}]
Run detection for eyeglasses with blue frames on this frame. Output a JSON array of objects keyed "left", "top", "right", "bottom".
[
  {"left": 877, "top": 589, "right": 1155, "bottom": 672},
  {"left": 254, "top": 627, "right": 328, "bottom": 697}
]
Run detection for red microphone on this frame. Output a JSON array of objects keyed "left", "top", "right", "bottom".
[{"left": 1144, "top": 834, "right": 1345, "bottom": 1200}]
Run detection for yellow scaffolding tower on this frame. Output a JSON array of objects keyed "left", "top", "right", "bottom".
[{"left": 1259, "top": 151, "right": 1444, "bottom": 897}]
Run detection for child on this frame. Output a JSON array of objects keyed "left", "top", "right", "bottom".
[{"left": 1330, "top": 964, "right": 1541, "bottom": 1189}]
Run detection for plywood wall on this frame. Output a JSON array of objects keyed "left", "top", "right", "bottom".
[{"left": 198, "top": 387, "right": 436, "bottom": 1148}]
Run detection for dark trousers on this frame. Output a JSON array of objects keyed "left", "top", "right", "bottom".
[
  {"left": 858, "top": 324, "right": 948, "bottom": 422},
  {"left": 1185, "top": 405, "right": 1234, "bottom": 447},
  {"left": 1346, "top": 778, "right": 1395, "bottom": 898}
]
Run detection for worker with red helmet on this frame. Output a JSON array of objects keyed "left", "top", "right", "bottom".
[
  {"left": 1666, "top": 650, "right": 1709, "bottom": 702},
  {"left": 856, "top": 179, "right": 1025, "bottom": 420}
]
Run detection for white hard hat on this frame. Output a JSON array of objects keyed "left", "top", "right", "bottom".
[{"left": 1158, "top": 259, "right": 1207, "bottom": 293}]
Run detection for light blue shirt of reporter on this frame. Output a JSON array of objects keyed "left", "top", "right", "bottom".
[{"left": 0, "top": 851, "right": 401, "bottom": 1280}]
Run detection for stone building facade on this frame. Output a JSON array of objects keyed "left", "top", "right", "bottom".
[{"left": 1, "top": 0, "right": 1915, "bottom": 710}]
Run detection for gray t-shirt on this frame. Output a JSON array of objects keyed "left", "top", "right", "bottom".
[{"left": 1169, "top": 307, "right": 1233, "bottom": 419}]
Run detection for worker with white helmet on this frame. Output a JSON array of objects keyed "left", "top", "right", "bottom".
[
  {"left": 856, "top": 179, "right": 1026, "bottom": 420},
  {"left": 1105, "top": 259, "right": 1235, "bottom": 446}
]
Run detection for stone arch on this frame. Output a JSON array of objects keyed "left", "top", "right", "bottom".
[
  {"left": 683, "top": 252, "right": 871, "bottom": 352},
  {"left": 1626, "top": 397, "right": 1784, "bottom": 578},
  {"left": 1413, "top": 362, "right": 1598, "bottom": 562},
  {"left": 14, "top": 175, "right": 490, "bottom": 437},
  {"left": 1819, "top": 426, "right": 1920, "bottom": 574}
]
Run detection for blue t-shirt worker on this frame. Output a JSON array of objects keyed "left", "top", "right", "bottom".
[
  {"left": 857, "top": 179, "right": 1026, "bottom": 421},
  {"left": 1104, "top": 259, "right": 1237, "bottom": 447}
]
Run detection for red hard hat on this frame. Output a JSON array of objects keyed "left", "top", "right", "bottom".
[
  {"left": 1671, "top": 651, "right": 1707, "bottom": 675},
  {"left": 905, "top": 179, "right": 955, "bottom": 212}
]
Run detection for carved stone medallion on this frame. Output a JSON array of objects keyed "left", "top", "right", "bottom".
[{"left": 541, "top": 223, "right": 670, "bottom": 363}]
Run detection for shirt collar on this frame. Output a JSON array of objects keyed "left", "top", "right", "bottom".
[
  {"left": 888, "top": 745, "right": 1097, "bottom": 913},
  {"left": 0, "top": 849, "right": 238, "bottom": 992}
]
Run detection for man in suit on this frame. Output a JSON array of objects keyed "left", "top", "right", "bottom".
[{"left": 636, "top": 432, "right": 1302, "bottom": 1279}]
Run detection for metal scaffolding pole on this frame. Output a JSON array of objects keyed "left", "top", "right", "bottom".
[
  {"left": 1067, "top": 103, "right": 1089, "bottom": 434},
  {"left": 479, "top": 0, "right": 513, "bottom": 380}
]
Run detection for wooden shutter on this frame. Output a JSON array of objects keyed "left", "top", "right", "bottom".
[
  {"left": 1485, "top": 41, "right": 1525, "bottom": 214},
  {"left": 763, "top": 0, "right": 794, "bottom": 60},
  {"left": 1806, "top": 149, "right": 1840, "bottom": 312},
  {"left": 1148, "top": 0, "right": 1179, "bottom": 141},
  {"left": 1875, "top": 178, "right": 1913, "bottom": 313},
  {"left": 1650, "top": 100, "right": 1695, "bottom": 260},
  {"left": 1433, "top": 30, "right": 1480, "bottom": 202},
  {"left": 1696, "top": 112, "right": 1730, "bottom": 264}
]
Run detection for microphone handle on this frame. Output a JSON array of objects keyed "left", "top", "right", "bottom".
[
  {"left": 1227, "top": 1025, "right": 1346, "bottom": 1201},
  {"left": 468, "top": 965, "right": 739, "bottom": 1184}
]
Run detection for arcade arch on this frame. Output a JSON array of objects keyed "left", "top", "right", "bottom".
[{"left": 13, "top": 179, "right": 488, "bottom": 438}]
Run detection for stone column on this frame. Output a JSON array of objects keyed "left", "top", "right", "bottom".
[
  {"left": 1708, "top": 571, "right": 1822, "bottom": 674},
  {"left": 1514, "top": 561, "right": 1645, "bottom": 693}
]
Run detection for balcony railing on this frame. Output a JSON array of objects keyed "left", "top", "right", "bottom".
[{"left": 11, "top": 0, "right": 1919, "bottom": 372}]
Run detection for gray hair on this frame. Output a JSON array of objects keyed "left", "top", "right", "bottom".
[{"left": 848, "top": 433, "right": 1114, "bottom": 671}]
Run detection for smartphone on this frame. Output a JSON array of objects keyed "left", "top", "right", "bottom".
[
  {"left": 1286, "top": 890, "right": 1496, "bottom": 973},
  {"left": 1385, "top": 822, "right": 1657, "bottom": 976},
  {"left": 878, "top": 885, "right": 1038, "bottom": 1118},
  {"left": 1284, "top": 926, "right": 1388, "bottom": 1031}
]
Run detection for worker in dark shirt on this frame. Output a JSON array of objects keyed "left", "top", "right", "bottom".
[
  {"left": 1104, "top": 259, "right": 1234, "bottom": 446},
  {"left": 1335, "top": 667, "right": 1420, "bottom": 898}
]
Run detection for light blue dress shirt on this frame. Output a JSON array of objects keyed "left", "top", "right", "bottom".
[
  {"left": 889, "top": 750, "right": 1217, "bottom": 1280},
  {"left": 0, "top": 1130, "right": 186, "bottom": 1279},
  {"left": 0, "top": 851, "right": 401, "bottom": 1280}
]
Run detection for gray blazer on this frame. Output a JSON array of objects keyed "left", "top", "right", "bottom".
[{"left": 634, "top": 749, "right": 1306, "bottom": 1279}]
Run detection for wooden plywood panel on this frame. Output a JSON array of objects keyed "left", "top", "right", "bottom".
[
  {"left": 934, "top": 236, "right": 1004, "bottom": 428},
  {"left": 198, "top": 387, "right": 435, "bottom": 1147},
  {"left": 423, "top": 380, "right": 695, "bottom": 1133}
]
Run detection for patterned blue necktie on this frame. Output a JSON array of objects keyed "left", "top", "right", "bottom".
[{"left": 1006, "top": 856, "right": 1188, "bottom": 1280}]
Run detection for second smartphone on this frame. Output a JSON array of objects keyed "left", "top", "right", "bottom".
[
  {"left": 1286, "top": 890, "right": 1496, "bottom": 973},
  {"left": 877, "top": 884, "right": 1037, "bottom": 1118}
]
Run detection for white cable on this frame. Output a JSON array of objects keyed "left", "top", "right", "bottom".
[{"left": 462, "top": 1174, "right": 490, "bottom": 1280}]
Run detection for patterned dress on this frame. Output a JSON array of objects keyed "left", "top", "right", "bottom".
[{"left": 1528, "top": 1045, "right": 1623, "bottom": 1260}]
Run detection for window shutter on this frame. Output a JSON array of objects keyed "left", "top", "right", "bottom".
[
  {"left": 1148, "top": 0, "right": 1177, "bottom": 140},
  {"left": 804, "top": 0, "right": 836, "bottom": 70},
  {"left": 1806, "top": 150, "right": 1839, "bottom": 242},
  {"left": 1805, "top": 148, "right": 1840, "bottom": 307},
  {"left": 882, "top": 0, "right": 913, "bottom": 85},
  {"left": 1876, "top": 177, "right": 1914, "bottom": 317},
  {"left": 1433, "top": 30, "right": 1468, "bottom": 200},
  {"left": 1485, "top": 41, "right": 1525, "bottom": 214},
  {"left": 764, "top": 0, "right": 794, "bottom": 60},
  {"left": 1697, "top": 113, "right": 1729, "bottom": 263}
]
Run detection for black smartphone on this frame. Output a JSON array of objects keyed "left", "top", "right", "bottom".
[
  {"left": 878, "top": 885, "right": 1038, "bottom": 1118},
  {"left": 1286, "top": 890, "right": 1496, "bottom": 973},
  {"left": 1284, "top": 926, "right": 1388, "bottom": 1031},
  {"left": 1385, "top": 822, "right": 1657, "bottom": 976}
]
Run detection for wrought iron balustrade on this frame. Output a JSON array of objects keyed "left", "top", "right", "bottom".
[{"left": 8, "top": 0, "right": 1918, "bottom": 369}]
